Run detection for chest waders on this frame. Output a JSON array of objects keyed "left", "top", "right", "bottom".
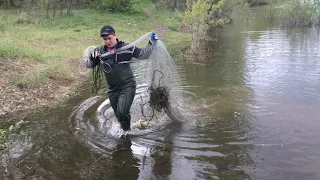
[
  {"left": 84, "top": 32, "right": 154, "bottom": 131},
  {"left": 108, "top": 81, "right": 136, "bottom": 131},
  {"left": 99, "top": 36, "right": 154, "bottom": 131},
  {"left": 104, "top": 62, "right": 137, "bottom": 131}
]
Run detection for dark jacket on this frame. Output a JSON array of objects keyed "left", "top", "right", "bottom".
[{"left": 85, "top": 40, "right": 154, "bottom": 92}]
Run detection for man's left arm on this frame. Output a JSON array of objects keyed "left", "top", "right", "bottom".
[
  {"left": 132, "top": 41, "right": 154, "bottom": 60},
  {"left": 132, "top": 32, "right": 158, "bottom": 60}
]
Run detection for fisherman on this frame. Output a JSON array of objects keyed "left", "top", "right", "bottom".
[{"left": 85, "top": 25, "right": 158, "bottom": 131}]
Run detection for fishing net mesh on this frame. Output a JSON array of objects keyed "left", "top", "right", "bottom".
[
  {"left": 80, "top": 34, "right": 185, "bottom": 133},
  {"left": 135, "top": 40, "right": 184, "bottom": 128}
]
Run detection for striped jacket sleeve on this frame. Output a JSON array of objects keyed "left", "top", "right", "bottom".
[
  {"left": 84, "top": 46, "right": 102, "bottom": 68},
  {"left": 132, "top": 41, "right": 154, "bottom": 60}
]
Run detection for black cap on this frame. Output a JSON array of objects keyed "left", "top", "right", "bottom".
[{"left": 100, "top": 25, "right": 115, "bottom": 37}]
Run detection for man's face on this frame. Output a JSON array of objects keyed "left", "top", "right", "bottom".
[{"left": 102, "top": 34, "right": 117, "bottom": 48}]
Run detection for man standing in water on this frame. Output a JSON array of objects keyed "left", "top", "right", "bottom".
[{"left": 85, "top": 25, "right": 158, "bottom": 131}]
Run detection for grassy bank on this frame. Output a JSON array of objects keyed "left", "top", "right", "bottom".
[
  {"left": 0, "top": 1, "right": 189, "bottom": 88},
  {"left": 0, "top": 1, "right": 190, "bottom": 141}
]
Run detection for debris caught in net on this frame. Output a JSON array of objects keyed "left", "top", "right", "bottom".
[
  {"left": 138, "top": 69, "right": 171, "bottom": 129},
  {"left": 137, "top": 40, "right": 184, "bottom": 129},
  {"left": 149, "top": 70, "right": 170, "bottom": 112},
  {"left": 149, "top": 85, "right": 170, "bottom": 112}
]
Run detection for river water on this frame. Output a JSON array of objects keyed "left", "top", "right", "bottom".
[{"left": 1, "top": 7, "right": 320, "bottom": 180}]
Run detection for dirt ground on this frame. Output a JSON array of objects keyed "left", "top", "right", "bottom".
[{"left": 0, "top": 57, "right": 84, "bottom": 121}]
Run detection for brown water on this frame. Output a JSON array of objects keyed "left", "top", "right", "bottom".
[{"left": 1, "top": 7, "right": 320, "bottom": 180}]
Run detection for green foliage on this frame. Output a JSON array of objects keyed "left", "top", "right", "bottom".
[
  {"left": 15, "top": 12, "right": 35, "bottom": 24},
  {"left": 0, "top": 120, "right": 28, "bottom": 151},
  {"left": 275, "top": 0, "right": 320, "bottom": 26},
  {"left": 0, "top": 0, "right": 24, "bottom": 8},
  {"left": 184, "top": 0, "right": 250, "bottom": 53},
  {"left": 132, "top": 0, "right": 156, "bottom": 13},
  {"left": 100, "top": 0, "right": 133, "bottom": 12},
  {"left": 185, "top": 0, "right": 250, "bottom": 28},
  {"left": 154, "top": 0, "right": 187, "bottom": 10},
  {"left": 1, "top": 0, "right": 138, "bottom": 17},
  {"left": 0, "top": 129, "right": 6, "bottom": 149},
  {"left": 263, "top": 0, "right": 278, "bottom": 22},
  {"left": 247, "top": 0, "right": 270, "bottom": 6}
]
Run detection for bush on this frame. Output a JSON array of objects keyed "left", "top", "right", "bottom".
[
  {"left": 154, "top": 0, "right": 187, "bottom": 10},
  {"left": 277, "top": 0, "right": 318, "bottom": 26},
  {"left": 100, "top": 0, "right": 133, "bottom": 12},
  {"left": 184, "top": 0, "right": 250, "bottom": 55}
]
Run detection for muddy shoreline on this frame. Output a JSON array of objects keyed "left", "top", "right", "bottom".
[{"left": 0, "top": 58, "right": 86, "bottom": 123}]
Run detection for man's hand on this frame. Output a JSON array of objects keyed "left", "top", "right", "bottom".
[
  {"left": 151, "top": 32, "right": 158, "bottom": 41},
  {"left": 90, "top": 48, "right": 100, "bottom": 65}
]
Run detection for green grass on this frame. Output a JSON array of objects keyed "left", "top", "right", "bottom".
[
  {"left": 0, "top": 1, "right": 190, "bottom": 88},
  {"left": 9, "top": 60, "right": 70, "bottom": 88},
  {"left": 134, "top": 0, "right": 184, "bottom": 31},
  {"left": 156, "top": 10, "right": 184, "bottom": 31},
  {"left": 165, "top": 31, "right": 191, "bottom": 55},
  {"left": 0, "top": 44, "right": 34, "bottom": 58}
]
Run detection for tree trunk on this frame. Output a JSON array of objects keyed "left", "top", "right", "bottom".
[
  {"left": 46, "top": 0, "right": 51, "bottom": 18},
  {"left": 59, "top": 0, "right": 63, "bottom": 14},
  {"left": 31, "top": 0, "right": 36, "bottom": 17},
  {"left": 67, "top": 0, "right": 73, "bottom": 14},
  {"left": 52, "top": 0, "right": 57, "bottom": 18}
]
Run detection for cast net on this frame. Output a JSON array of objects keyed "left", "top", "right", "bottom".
[{"left": 78, "top": 32, "right": 186, "bottom": 137}]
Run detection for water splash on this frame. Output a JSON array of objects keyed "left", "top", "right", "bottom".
[{"left": 71, "top": 38, "right": 198, "bottom": 152}]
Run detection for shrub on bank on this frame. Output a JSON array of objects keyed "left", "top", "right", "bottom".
[
  {"left": 276, "top": 0, "right": 320, "bottom": 26},
  {"left": 100, "top": 0, "right": 133, "bottom": 12}
]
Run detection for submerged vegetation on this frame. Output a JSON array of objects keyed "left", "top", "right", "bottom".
[
  {"left": 266, "top": 0, "right": 320, "bottom": 26},
  {"left": 0, "top": 120, "right": 28, "bottom": 150},
  {"left": 279, "top": 0, "right": 320, "bottom": 26}
]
